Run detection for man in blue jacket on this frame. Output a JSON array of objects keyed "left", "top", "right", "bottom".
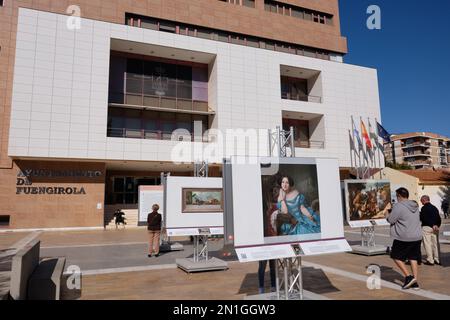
[
  {"left": 420, "top": 195, "right": 441, "bottom": 266},
  {"left": 385, "top": 188, "right": 422, "bottom": 290}
]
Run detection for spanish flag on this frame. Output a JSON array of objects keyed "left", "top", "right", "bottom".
[{"left": 361, "top": 120, "right": 373, "bottom": 149}]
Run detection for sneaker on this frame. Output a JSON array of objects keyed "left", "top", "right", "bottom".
[
  {"left": 411, "top": 282, "right": 420, "bottom": 290},
  {"left": 147, "top": 254, "right": 152, "bottom": 258},
  {"left": 155, "top": 253, "right": 160, "bottom": 257},
  {"left": 434, "top": 261, "right": 441, "bottom": 266},
  {"left": 423, "top": 261, "right": 434, "bottom": 266},
  {"left": 402, "top": 275, "right": 417, "bottom": 290}
]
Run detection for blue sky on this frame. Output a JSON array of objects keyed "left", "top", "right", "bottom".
[{"left": 339, "top": 0, "right": 450, "bottom": 137}]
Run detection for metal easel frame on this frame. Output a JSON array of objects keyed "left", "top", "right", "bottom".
[{"left": 268, "top": 126, "right": 304, "bottom": 300}]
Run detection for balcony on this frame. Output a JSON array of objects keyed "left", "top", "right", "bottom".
[
  {"left": 280, "top": 65, "right": 323, "bottom": 104},
  {"left": 107, "top": 127, "right": 208, "bottom": 142},
  {"left": 281, "top": 92, "right": 322, "bottom": 103},
  {"left": 403, "top": 152, "right": 431, "bottom": 159},
  {"left": 296, "top": 140, "right": 325, "bottom": 149},
  {"left": 110, "top": 93, "right": 211, "bottom": 115},
  {"left": 401, "top": 141, "right": 431, "bottom": 149},
  {"left": 407, "top": 160, "right": 432, "bottom": 167},
  {"left": 282, "top": 111, "right": 325, "bottom": 150}
]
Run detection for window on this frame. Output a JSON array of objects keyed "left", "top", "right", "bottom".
[
  {"left": 111, "top": 177, "right": 161, "bottom": 204},
  {"left": 141, "top": 20, "right": 158, "bottom": 30},
  {"left": 263, "top": 1, "right": 333, "bottom": 25},
  {"left": 242, "top": 0, "right": 255, "bottom": 8},
  {"left": 0, "top": 215, "right": 10, "bottom": 226},
  {"left": 159, "top": 21, "right": 176, "bottom": 33},
  {"left": 124, "top": 13, "right": 333, "bottom": 61}
]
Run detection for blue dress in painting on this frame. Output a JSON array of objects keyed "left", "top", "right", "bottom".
[{"left": 277, "top": 193, "right": 321, "bottom": 235}]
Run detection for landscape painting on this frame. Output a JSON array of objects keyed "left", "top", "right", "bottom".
[{"left": 182, "top": 188, "right": 223, "bottom": 213}]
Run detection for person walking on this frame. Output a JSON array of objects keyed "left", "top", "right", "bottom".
[
  {"left": 385, "top": 188, "right": 422, "bottom": 290},
  {"left": 147, "top": 204, "right": 162, "bottom": 258},
  {"left": 420, "top": 195, "right": 442, "bottom": 266},
  {"left": 442, "top": 199, "right": 449, "bottom": 219},
  {"left": 258, "top": 260, "right": 276, "bottom": 294}
]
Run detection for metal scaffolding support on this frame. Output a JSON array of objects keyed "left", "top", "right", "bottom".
[
  {"left": 194, "top": 161, "right": 209, "bottom": 178},
  {"left": 267, "top": 126, "right": 303, "bottom": 300},
  {"left": 268, "top": 126, "right": 296, "bottom": 158}
]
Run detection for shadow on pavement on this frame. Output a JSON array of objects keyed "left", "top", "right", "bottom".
[{"left": 237, "top": 267, "right": 340, "bottom": 296}]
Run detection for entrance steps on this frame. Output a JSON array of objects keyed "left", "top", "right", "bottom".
[{"left": 104, "top": 205, "right": 140, "bottom": 229}]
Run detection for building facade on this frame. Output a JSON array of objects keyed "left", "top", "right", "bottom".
[
  {"left": 0, "top": 0, "right": 381, "bottom": 229},
  {"left": 384, "top": 132, "right": 450, "bottom": 170}
]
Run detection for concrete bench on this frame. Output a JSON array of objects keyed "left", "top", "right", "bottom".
[
  {"left": 9, "top": 238, "right": 66, "bottom": 300},
  {"left": 9, "top": 239, "right": 40, "bottom": 300},
  {"left": 27, "top": 257, "right": 66, "bottom": 300}
]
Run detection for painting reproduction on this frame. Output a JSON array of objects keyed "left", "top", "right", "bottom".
[
  {"left": 182, "top": 188, "right": 223, "bottom": 213},
  {"left": 345, "top": 180, "right": 392, "bottom": 222},
  {"left": 261, "top": 164, "right": 321, "bottom": 238}
]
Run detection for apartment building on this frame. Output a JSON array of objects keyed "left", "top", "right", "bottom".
[
  {"left": 384, "top": 132, "right": 450, "bottom": 169},
  {"left": 0, "top": 0, "right": 381, "bottom": 229}
]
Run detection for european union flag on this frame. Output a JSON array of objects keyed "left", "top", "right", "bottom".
[{"left": 376, "top": 122, "right": 391, "bottom": 143}]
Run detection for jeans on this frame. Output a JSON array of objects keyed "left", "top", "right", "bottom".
[{"left": 258, "top": 260, "right": 276, "bottom": 289}]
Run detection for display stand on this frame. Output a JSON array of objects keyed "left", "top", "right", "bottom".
[
  {"left": 175, "top": 162, "right": 228, "bottom": 273},
  {"left": 244, "top": 256, "right": 329, "bottom": 300},
  {"left": 159, "top": 172, "right": 184, "bottom": 253},
  {"left": 176, "top": 233, "right": 228, "bottom": 273},
  {"left": 268, "top": 127, "right": 306, "bottom": 300},
  {"left": 351, "top": 225, "right": 387, "bottom": 256}
]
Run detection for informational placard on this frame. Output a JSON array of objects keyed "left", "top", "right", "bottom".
[
  {"left": 165, "top": 176, "right": 224, "bottom": 230},
  {"left": 226, "top": 156, "right": 350, "bottom": 259},
  {"left": 166, "top": 227, "right": 224, "bottom": 237},
  {"left": 138, "top": 185, "right": 164, "bottom": 223},
  {"left": 344, "top": 180, "right": 392, "bottom": 228}
]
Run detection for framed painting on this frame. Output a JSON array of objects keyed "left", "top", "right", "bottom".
[{"left": 181, "top": 188, "right": 224, "bottom": 213}]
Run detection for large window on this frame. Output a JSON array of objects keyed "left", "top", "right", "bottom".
[
  {"left": 281, "top": 76, "right": 308, "bottom": 101},
  {"left": 107, "top": 108, "right": 209, "bottom": 141},
  {"left": 126, "top": 58, "right": 193, "bottom": 100},
  {"left": 109, "top": 53, "right": 210, "bottom": 112},
  {"left": 111, "top": 177, "right": 161, "bottom": 204}
]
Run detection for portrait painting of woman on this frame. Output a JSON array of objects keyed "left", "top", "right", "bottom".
[{"left": 261, "top": 164, "right": 321, "bottom": 238}]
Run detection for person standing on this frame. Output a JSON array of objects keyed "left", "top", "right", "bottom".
[
  {"left": 442, "top": 199, "right": 449, "bottom": 219},
  {"left": 258, "top": 260, "right": 276, "bottom": 294},
  {"left": 385, "top": 188, "right": 422, "bottom": 290},
  {"left": 420, "top": 196, "right": 442, "bottom": 266},
  {"left": 147, "top": 204, "right": 162, "bottom": 257}
]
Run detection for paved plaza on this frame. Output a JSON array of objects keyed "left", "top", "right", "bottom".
[{"left": 1, "top": 222, "right": 450, "bottom": 300}]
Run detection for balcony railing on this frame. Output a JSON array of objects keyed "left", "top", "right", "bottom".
[
  {"left": 109, "top": 92, "right": 210, "bottom": 114},
  {"left": 401, "top": 141, "right": 431, "bottom": 148},
  {"left": 408, "top": 160, "right": 432, "bottom": 166},
  {"left": 107, "top": 127, "right": 210, "bottom": 142},
  {"left": 281, "top": 92, "right": 322, "bottom": 103},
  {"left": 403, "top": 152, "right": 431, "bottom": 158},
  {"left": 295, "top": 140, "right": 325, "bottom": 149}
]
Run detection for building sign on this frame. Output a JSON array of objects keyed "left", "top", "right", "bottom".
[{"left": 15, "top": 169, "right": 103, "bottom": 195}]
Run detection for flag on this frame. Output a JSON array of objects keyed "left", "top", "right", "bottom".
[
  {"left": 376, "top": 122, "right": 391, "bottom": 143},
  {"left": 368, "top": 120, "right": 377, "bottom": 151},
  {"left": 353, "top": 127, "right": 363, "bottom": 150},
  {"left": 349, "top": 130, "right": 356, "bottom": 152},
  {"left": 361, "top": 120, "right": 373, "bottom": 149}
]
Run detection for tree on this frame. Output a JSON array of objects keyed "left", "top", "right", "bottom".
[{"left": 385, "top": 161, "right": 413, "bottom": 170}]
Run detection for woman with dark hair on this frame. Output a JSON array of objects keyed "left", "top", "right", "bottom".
[{"left": 277, "top": 175, "right": 320, "bottom": 235}]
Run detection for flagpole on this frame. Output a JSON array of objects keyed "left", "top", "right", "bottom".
[
  {"left": 375, "top": 118, "right": 383, "bottom": 179},
  {"left": 360, "top": 116, "right": 367, "bottom": 179},
  {"left": 352, "top": 116, "right": 360, "bottom": 179},
  {"left": 368, "top": 117, "right": 376, "bottom": 179},
  {"left": 349, "top": 129, "right": 354, "bottom": 176}
]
